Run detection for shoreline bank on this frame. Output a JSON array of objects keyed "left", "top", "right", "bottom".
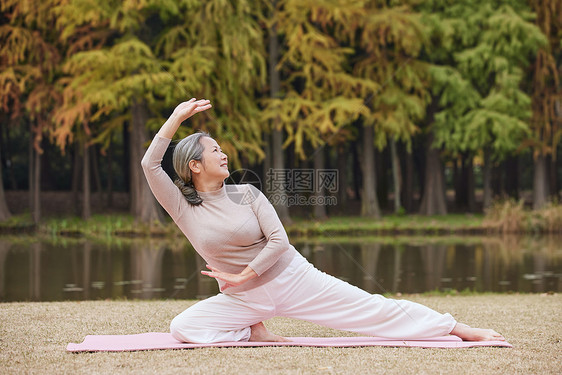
[{"left": 0, "top": 213, "right": 536, "bottom": 238}]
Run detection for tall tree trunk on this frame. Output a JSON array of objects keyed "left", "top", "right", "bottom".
[
  {"left": 550, "top": 97, "right": 562, "bottom": 201},
  {"left": 3, "top": 126, "right": 18, "bottom": 190},
  {"left": 130, "top": 100, "right": 162, "bottom": 223},
  {"left": 491, "top": 164, "right": 502, "bottom": 199},
  {"left": 268, "top": 11, "right": 291, "bottom": 225},
  {"left": 547, "top": 154, "right": 558, "bottom": 200},
  {"left": 351, "top": 140, "right": 362, "bottom": 201},
  {"left": 0, "top": 138, "right": 11, "bottom": 221},
  {"left": 262, "top": 132, "right": 271, "bottom": 188},
  {"left": 389, "top": 137, "right": 401, "bottom": 213},
  {"left": 552, "top": 152, "right": 562, "bottom": 202},
  {"left": 361, "top": 124, "right": 381, "bottom": 218},
  {"left": 466, "top": 156, "right": 475, "bottom": 212},
  {"left": 271, "top": 129, "right": 292, "bottom": 224},
  {"left": 455, "top": 154, "right": 475, "bottom": 212},
  {"left": 414, "top": 141, "right": 425, "bottom": 203},
  {"left": 401, "top": 144, "right": 414, "bottom": 212},
  {"left": 29, "top": 126, "right": 41, "bottom": 224},
  {"left": 82, "top": 141, "right": 91, "bottom": 220},
  {"left": 122, "top": 124, "right": 130, "bottom": 196},
  {"left": 106, "top": 135, "right": 114, "bottom": 207},
  {"left": 453, "top": 157, "right": 460, "bottom": 208},
  {"left": 533, "top": 153, "right": 549, "bottom": 209},
  {"left": 91, "top": 144, "right": 103, "bottom": 205},
  {"left": 32, "top": 145, "right": 41, "bottom": 224},
  {"left": 505, "top": 155, "right": 519, "bottom": 199},
  {"left": 419, "top": 132, "right": 447, "bottom": 215},
  {"left": 375, "top": 148, "right": 388, "bottom": 210},
  {"left": 313, "top": 148, "right": 327, "bottom": 220},
  {"left": 71, "top": 142, "right": 81, "bottom": 216},
  {"left": 28, "top": 133, "right": 33, "bottom": 218},
  {"left": 482, "top": 147, "right": 493, "bottom": 210},
  {"left": 336, "top": 144, "right": 348, "bottom": 212}
]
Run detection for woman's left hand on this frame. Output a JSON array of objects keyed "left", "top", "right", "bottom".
[{"left": 201, "top": 265, "right": 258, "bottom": 291}]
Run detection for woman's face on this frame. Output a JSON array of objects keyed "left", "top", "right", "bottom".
[{"left": 197, "top": 136, "right": 229, "bottom": 181}]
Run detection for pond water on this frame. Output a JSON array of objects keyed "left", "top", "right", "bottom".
[{"left": 1, "top": 236, "right": 561, "bottom": 302}]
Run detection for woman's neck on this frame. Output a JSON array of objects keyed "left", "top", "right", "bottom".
[{"left": 193, "top": 179, "right": 224, "bottom": 192}]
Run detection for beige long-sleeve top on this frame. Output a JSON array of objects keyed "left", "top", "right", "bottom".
[{"left": 141, "top": 135, "right": 297, "bottom": 294}]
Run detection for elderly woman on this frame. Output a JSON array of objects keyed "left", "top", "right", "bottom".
[{"left": 141, "top": 98, "right": 504, "bottom": 344}]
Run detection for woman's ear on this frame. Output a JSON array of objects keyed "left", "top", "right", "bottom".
[{"left": 189, "top": 159, "right": 201, "bottom": 174}]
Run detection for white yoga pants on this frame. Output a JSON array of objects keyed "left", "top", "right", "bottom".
[{"left": 170, "top": 253, "right": 457, "bottom": 343}]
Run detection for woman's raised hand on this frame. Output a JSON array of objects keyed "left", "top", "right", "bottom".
[
  {"left": 172, "top": 98, "right": 212, "bottom": 123},
  {"left": 157, "top": 99, "right": 212, "bottom": 139}
]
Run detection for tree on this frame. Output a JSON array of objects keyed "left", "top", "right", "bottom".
[
  {"left": 262, "top": 1, "right": 379, "bottom": 218},
  {"left": 0, "top": 0, "right": 63, "bottom": 223},
  {"left": 53, "top": 1, "right": 174, "bottom": 222},
  {"left": 55, "top": 0, "right": 269, "bottom": 222},
  {"left": 352, "top": 1, "right": 428, "bottom": 217},
  {"left": 419, "top": 0, "right": 545, "bottom": 211},
  {"left": 527, "top": 0, "right": 562, "bottom": 209},
  {"left": 266, "top": 0, "right": 292, "bottom": 223}
]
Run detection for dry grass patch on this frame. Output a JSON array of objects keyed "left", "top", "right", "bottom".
[{"left": 1, "top": 294, "right": 560, "bottom": 374}]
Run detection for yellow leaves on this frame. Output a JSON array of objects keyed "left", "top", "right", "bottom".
[
  {"left": 64, "top": 26, "right": 111, "bottom": 56},
  {"left": 55, "top": 0, "right": 111, "bottom": 41},
  {"left": 0, "top": 67, "right": 23, "bottom": 115},
  {"left": 122, "top": 0, "right": 150, "bottom": 11},
  {"left": 1, "top": 0, "right": 60, "bottom": 31},
  {"left": 0, "top": 25, "right": 33, "bottom": 65},
  {"left": 92, "top": 113, "right": 130, "bottom": 149},
  {"left": 54, "top": 35, "right": 168, "bottom": 151},
  {"left": 52, "top": 89, "right": 91, "bottom": 149},
  {"left": 63, "top": 38, "right": 162, "bottom": 100},
  {"left": 270, "top": 0, "right": 428, "bottom": 157},
  {"left": 262, "top": 93, "right": 369, "bottom": 159},
  {"left": 27, "top": 82, "right": 59, "bottom": 117},
  {"left": 307, "top": 0, "right": 363, "bottom": 29},
  {"left": 155, "top": 26, "right": 189, "bottom": 58},
  {"left": 0, "top": 25, "right": 59, "bottom": 68},
  {"left": 0, "top": 65, "right": 38, "bottom": 95},
  {"left": 361, "top": 5, "right": 426, "bottom": 55}
]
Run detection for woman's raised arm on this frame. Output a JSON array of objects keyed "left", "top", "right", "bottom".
[{"left": 140, "top": 99, "right": 212, "bottom": 220}]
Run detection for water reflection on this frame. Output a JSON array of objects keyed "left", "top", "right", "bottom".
[{"left": 0, "top": 236, "right": 561, "bottom": 302}]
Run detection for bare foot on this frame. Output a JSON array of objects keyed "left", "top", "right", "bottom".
[
  {"left": 249, "top": 322, "right": 291, "bottom": 342},
  {"left": 451, "top": 323, "right": 505, "bottom": 341}
]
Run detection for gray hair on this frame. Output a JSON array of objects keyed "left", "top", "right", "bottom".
[{"left": 172, "top": 131, "right": 211, "bottom": 205}]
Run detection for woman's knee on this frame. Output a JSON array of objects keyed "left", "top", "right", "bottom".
[
  {"left": 170, "top": 314, "right": 197, "bottom": 342},
  {"left": 169, "top": 316, "right": 183, "bottom": 341}
]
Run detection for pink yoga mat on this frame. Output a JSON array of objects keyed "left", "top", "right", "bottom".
[{"left": 66, "top": 332, "right": 512, "bottom": 352}]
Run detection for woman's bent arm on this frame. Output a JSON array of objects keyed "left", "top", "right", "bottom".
[{"left": 247, "top": 186, "right": 291, "bottom": 275}]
